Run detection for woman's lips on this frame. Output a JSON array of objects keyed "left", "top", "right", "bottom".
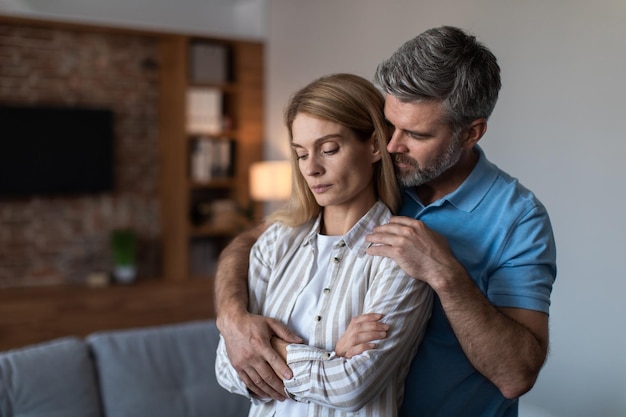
[{"left": 311, "top": 184, "right": 332, "bottom": 193}]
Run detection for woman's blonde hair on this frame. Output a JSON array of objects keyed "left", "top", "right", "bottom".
[{"left": 268, "top": 73, "right": 399, "bottom": 227}]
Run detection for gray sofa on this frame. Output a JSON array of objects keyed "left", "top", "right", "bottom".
[{"left": 0, "top": 320, "right": 250, "bottom": 417}]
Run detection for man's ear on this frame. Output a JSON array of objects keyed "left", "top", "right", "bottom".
[{"left": 462, "top": 118, "right": 488, "bottom": 149}]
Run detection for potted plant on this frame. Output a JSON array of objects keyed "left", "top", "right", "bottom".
[{"left": 111, "top": 229, "right": 137, "bottom": 284}]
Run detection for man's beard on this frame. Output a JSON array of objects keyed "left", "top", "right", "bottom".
[{"left": 395, "top": 137, "right": 463, "bottom": 187}]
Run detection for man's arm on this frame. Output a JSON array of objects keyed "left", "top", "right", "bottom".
[
  {"left": 365, "top": 216, "right": 549, "bottom": 399},
  {"left": 432, "top": 268, "right": 548, "bottom": 399},
  {"left": 214, "top": 223, "right": 300, "bottom": 401},
  {"left": 214, "top": 224, "right": 262, "bottom": 319}
]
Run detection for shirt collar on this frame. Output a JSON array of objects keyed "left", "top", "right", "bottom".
[
  {"left": 404, "top": 145, "right": 499, "bottom": 213},
  {"left": 302, "top": 200, "right": 390, "bottom": 256}
]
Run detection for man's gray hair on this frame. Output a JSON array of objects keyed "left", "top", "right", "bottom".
[{"left": 374, "top": 26, "right": 501, "bottom": 132}]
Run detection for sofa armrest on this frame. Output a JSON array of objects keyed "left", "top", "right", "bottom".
[
  {"left": 0, "top": 337, "right": 102, "bottom": 417},
  {"left": 87, "top": 320, "right": 250, "bottom": 417}
]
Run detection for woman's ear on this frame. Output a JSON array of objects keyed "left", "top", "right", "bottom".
[{"left": 370, "top": 134, "right": 383, "bottom": 163}]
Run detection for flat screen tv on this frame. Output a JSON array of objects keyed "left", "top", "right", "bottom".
[{"left": 0, "top": 104, "right": 114, "bottom": 198}]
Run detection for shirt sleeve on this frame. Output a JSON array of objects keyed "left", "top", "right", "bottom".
[
  {"left": 283, "top": 260, "right": 434, "bottom": 412},
  {"left": 488, "top": 202, "right": 557, "bottom": 314}
]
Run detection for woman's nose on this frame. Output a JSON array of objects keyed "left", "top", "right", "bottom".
[{"left": 302, "top": 155, "right": 323, "bottom": 176}]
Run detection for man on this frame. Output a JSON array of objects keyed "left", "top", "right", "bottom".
[{"left": 215, "top": 26, "right": 556, "bottom": 417}]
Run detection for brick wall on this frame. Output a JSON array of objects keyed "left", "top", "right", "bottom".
[{"left": 0, "top": 21, "right": 162, "bottom": 287}]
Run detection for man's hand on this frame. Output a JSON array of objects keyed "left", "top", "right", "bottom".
[
  {"left": 365, "top": 216, "right": 464, "bottom": 287},
  {"left": 365, "top": 216, "right": 550, "bottom": 398},
  {"left": 216, "top": 311, "right": 302, "bottom": 401},
  {"left": 335, "top": 313, "right": 389, "bottom": 358}
]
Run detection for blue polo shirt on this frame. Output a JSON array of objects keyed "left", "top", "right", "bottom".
[{"left": 398, "top": 146, "right": 557, "bottom": 417}]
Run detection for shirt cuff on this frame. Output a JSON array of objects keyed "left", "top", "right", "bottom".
[{"left": 283, "top": 344, "right": 336, "bottom": 400}]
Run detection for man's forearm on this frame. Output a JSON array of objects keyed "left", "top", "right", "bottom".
[
  {"left": 214, "top": 223, "right": 266, "bottom": 319},
  {"left": 434, "top": 269, "right": 549, "bottom": 399}
]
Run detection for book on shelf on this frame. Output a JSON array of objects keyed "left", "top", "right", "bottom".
[
  {"left": 190, "top": 137, "right": 235, "bottom": 182},
  {"left": 186, "top": 87, "right": 223, "bottom": 135},
  {"left": 189, "top": 41, "right": 230, "bottom": 84}
]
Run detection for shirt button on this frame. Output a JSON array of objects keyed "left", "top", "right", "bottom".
[
  {"left": 338, "top": 240, "right": 346, "bottom": 247},
  {"left": 314, "top": 315, "right": 322, "bottom": 322},
  {"left": 332, "top": 257, "right": 340, "bottom": 264},
  {"left": 322, "top": 352, "right": 332, "bottom": 360},
  {"left": 323, "top": 288, "right": 331, "bottom": 294}
]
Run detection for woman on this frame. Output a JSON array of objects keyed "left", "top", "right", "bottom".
[{"left": 215, "top": 73, "right": 433, "bottom": 416}]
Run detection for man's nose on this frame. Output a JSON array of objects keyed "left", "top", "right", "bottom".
[{"left": 387, "top": 130, "right": 406, "bottom": 153}]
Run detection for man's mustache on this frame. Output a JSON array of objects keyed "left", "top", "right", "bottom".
[{"left": 393, "top": 154, "right": 417, "bottom": 167}]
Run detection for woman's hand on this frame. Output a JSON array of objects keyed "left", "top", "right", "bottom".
[
  {"left": 335, "top": 313, "right": 389, "bottom": 358},
  {"left": 271, "top": 336, "right": 289, "bottom": 361}
]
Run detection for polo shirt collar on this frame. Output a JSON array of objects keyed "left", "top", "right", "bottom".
[{"left": 404, "top": 145, "right": 499, "bottom": 213}]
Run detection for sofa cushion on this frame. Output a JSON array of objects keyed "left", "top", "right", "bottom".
[
  {"left": 87, "top": 320, "right": 250, "bottom": 417},
  {"left": 0, "top": 337, "right": 102, "bottom": 417}
]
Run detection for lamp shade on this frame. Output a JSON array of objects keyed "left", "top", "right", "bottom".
[{"left": 249, "top": 161, "right": 291, "bottom": 201}]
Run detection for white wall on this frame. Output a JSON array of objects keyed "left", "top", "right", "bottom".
[
  {"left": 266, "top": 1, "right": 626, "bottom": 416},
  {"left": 0, "top": 0, "right": 267, "bottom": 39}
]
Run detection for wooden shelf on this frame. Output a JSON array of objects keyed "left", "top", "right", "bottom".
[
  {"left": 190, "top": 178, "right": 236, "bottom": 189},
  {"left": 189, "top": 82, "right": 238, "bottom": 92},
  {"left": 190, "top": 224, "right": 247, "bottom": 237},
  {"left": 159, "top": 35, "right": 264, "bottom": 283}
]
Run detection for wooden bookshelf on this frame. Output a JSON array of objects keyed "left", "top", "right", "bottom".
[
  {"left": 0, "top": 16, "right": 264, "bottom": 350},
  {"left": 159, "top": 35, "right": 264, "bottom": 282}
]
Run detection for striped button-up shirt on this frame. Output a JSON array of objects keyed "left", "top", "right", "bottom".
[{"left": 216, "top": 201, "right": 433, "bottom": 416}]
